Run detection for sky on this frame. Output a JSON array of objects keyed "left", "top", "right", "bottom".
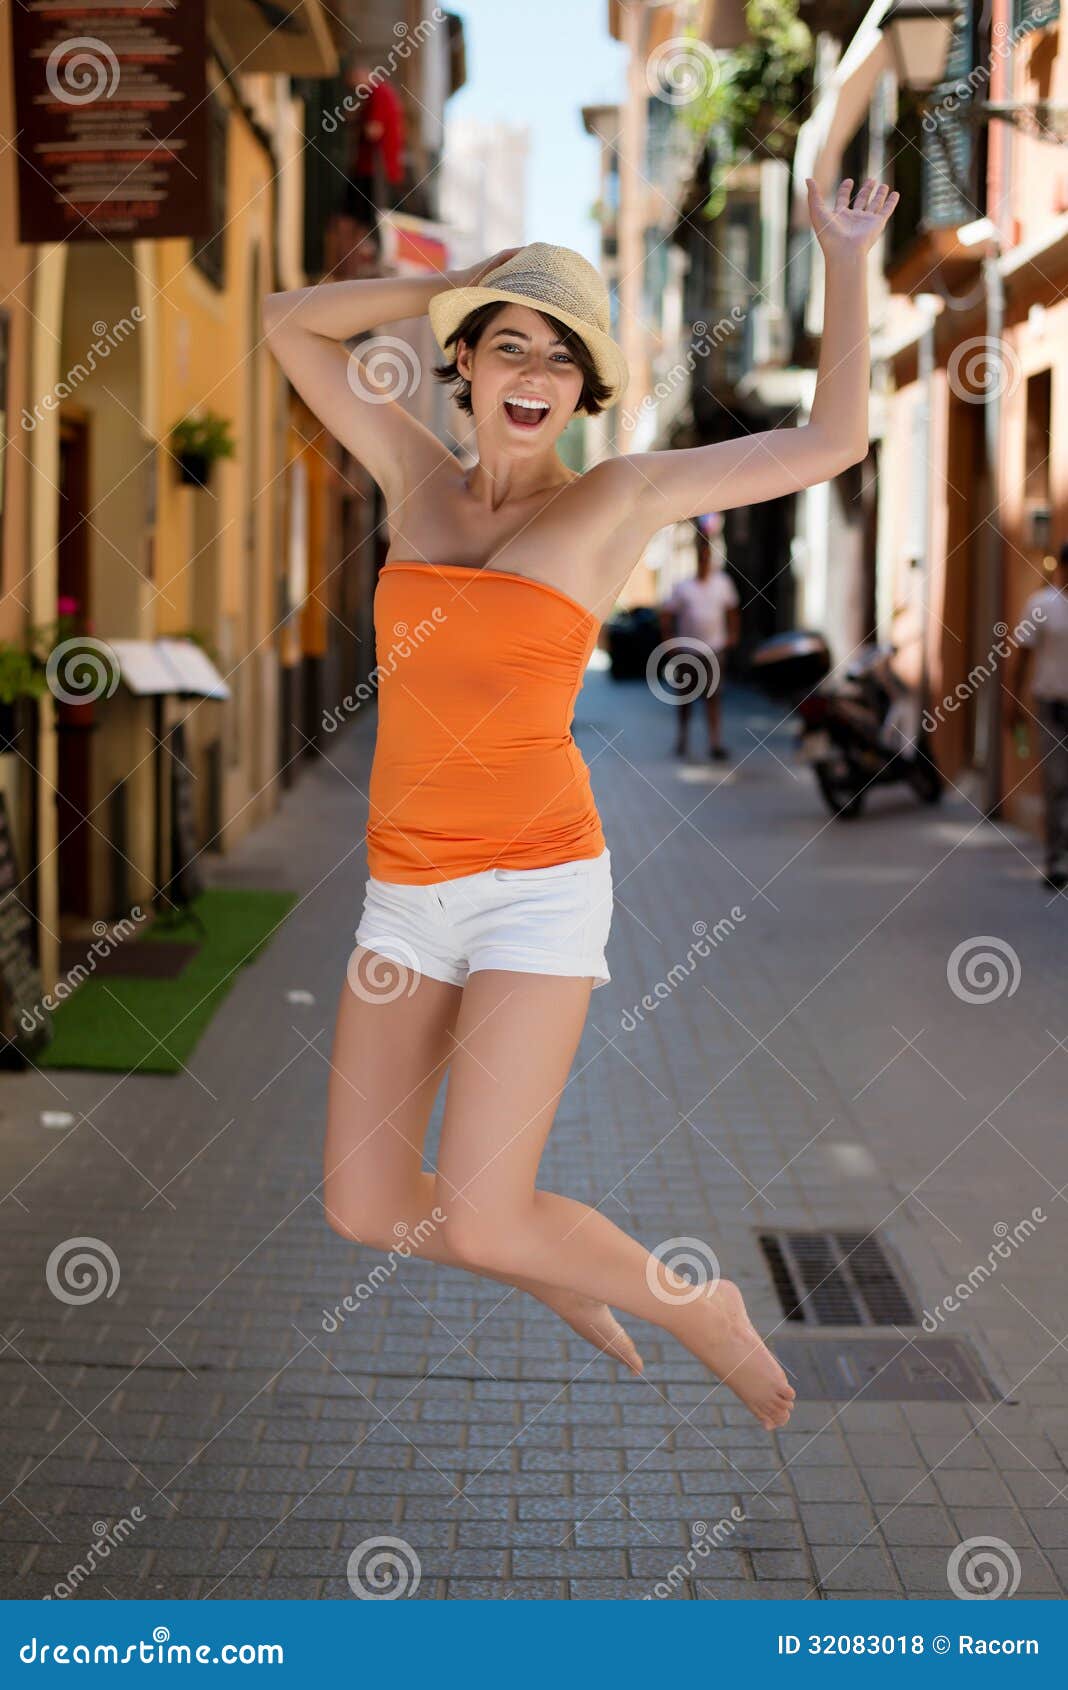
[{"left": 446, "top": 0, "right": 627, "bottom": 262}]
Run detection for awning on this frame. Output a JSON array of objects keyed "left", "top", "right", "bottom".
[
  {"left": 108, "top": 639, "right": 231, "bottom": 700},
  {"left": 209, "top": 0, "right": 339, "bottom": 76},
  {"left": 791, "top": 1, "right": 893, "bottom": 214},
  {"left": 379, "top": 212, "right": 450, "bottom": 276}
]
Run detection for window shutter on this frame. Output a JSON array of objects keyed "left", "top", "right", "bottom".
[{"left": 1012, "top": 0, "right": 1060, "bottom": 38}]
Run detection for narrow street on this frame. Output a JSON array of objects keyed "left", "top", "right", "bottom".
[{"left": 2, "top": 663, "right": 1066, "bottom": 1601}]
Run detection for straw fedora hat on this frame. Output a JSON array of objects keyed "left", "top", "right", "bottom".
[{"left": 428, "top": 242, "right": 629, "bottom": 408}]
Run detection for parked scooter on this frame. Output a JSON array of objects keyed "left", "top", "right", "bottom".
[{"left": 749, "top": 632, "right": 944, "bottom": 818}]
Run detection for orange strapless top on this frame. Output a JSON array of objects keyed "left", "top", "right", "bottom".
[{"left": 365, "top": 562, "right": 606, "bottom": 883}]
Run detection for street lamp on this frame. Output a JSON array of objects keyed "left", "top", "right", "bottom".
[{"left": 881, "top": 0, "right": 959, "bottom": 93}]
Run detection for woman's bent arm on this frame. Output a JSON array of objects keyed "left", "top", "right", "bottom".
[
  {"left": 619, "top": 249, "right": 870, "bottom": 532},
  {"left": 611, "top": 179, "right": 897, "bottom": 543},
  {"left": 261, "top": 250, "right": 519, "bottom": 497},
  {"left": 261, "top": 274, "right": 454, "bottom": 498}
]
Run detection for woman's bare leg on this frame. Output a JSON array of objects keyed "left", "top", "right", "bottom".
[
  {"left": 321, "top": 949, "right": 643, "bottom": 1372},
  {"left": 432, "top": 970, "right": 795, "bottom": 1430},
  {"left": 327, "top": 966, "right": 794, "bottom": 1426}
]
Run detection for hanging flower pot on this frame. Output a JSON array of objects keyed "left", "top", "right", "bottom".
[
  {"left": 176, "top": 450, "right": 213, "bottom": 487},
  {"left": 169, "top": 410, "right": 236, "bottom": 489}
]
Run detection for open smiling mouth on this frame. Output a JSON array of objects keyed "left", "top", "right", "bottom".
[{"left": 502, "top": 395, "right": 551, "bottom": 429}]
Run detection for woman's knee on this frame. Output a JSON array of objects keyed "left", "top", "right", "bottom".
[
  {"left": 440, "top": 1209, "right": 520, "bottom": 1272},
  {"left": 322, "top": 1184, "right": 411, "bottom": 1253}
]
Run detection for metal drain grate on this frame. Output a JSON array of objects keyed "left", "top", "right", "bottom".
[
  {"left": 770, "top": 1335, "right": 996, "bottom": 1402},
  {"left": 758, "top": 1229, "right": 918, "bottom": 1326}
]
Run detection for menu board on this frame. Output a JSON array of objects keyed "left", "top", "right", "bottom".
[
  {"left": 11, "top": 0, "right": 210, "bottom": 244},
  {"left": 0, "top": 792, "right": 53, "bottom": 1065}
]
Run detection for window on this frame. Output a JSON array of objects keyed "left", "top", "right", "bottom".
[
  {"left": 1011, "top": 0, "right": 1060, "bottom": 39},
  {"left": 192, "top": 95, "right": 228, "bottom": 290}
]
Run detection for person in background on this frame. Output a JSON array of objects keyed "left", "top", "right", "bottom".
[
  {"left": 1009, "top": 541, "right": 1068, "bottom": 889},
  {"left": 341, "top": 59, "right": 406, "bottom": 230},
  {"left": 659, "top": 513, "right": 741, "bottom": 760}
]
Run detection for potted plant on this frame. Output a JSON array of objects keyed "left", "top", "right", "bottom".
[
  {"left": 0, "top": 600, "right": 85, "bottom": 737},
  {"left": 677, "top": 0, "right": 814, "bottom": 220},
  {"left": 169, "top": 410, "right": 236, "bottom": 488}
]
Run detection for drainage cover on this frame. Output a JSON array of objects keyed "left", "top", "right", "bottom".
[
  {"left": 770, "top": 1335, "right": 996, "bottom": 1403},
  {"left": 759, "top": 1229, "right": 918, "bottom": 1326}
]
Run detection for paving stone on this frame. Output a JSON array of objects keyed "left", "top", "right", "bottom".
[
  {"left": 695, "top": 1579, "right": 815, "bottom": 1599},
  {"left": 793, "top": 1504, "right": 879, "bottom": 1546},
  {"left": 874, "top": 1506, "right": 958, "bottom": 1547},
  {"left": 570, "top": 1579, "right": 690, "bottom": 1599},
  {"left": 812, "top": 1545, "right": 899, "bottom": 1593}
]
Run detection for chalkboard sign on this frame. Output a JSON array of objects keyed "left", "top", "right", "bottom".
[
  {"left": 0, "top": 791, "right": 53, "bottom": 1065},
  {"left": 169, "top": 720, "right": 204, "bottom": 909}
]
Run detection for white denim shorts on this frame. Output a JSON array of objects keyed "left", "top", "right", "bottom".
[{"left": 354, "top": 847, "right": 613, "bottom": 990}]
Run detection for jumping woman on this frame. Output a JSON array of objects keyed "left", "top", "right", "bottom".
[{"left": 263, "top": 176, "right": 899, "bottom": 1432}]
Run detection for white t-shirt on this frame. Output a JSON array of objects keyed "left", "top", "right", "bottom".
[
  {"left": 663, "top": 571, "right": 740, "bottom": 650},
  {"left": 1018, "top": 584, "right": 1068, "bottom": 701}
]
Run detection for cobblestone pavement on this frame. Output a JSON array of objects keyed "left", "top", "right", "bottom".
[{"left": 2, "top": 658, "right": 1067, "bottom": 1601}]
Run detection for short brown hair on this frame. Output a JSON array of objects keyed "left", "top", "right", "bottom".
[{"left": 432, "top": 302, "right": 612, "bottom": 417}]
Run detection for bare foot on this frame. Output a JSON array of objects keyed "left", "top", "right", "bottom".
[
  {"left": 672, "top": 1277, "right": 794, "bottom": 1429},
  {"left": 543, "top": 1290, "right": 644, "bottom": 1376}
]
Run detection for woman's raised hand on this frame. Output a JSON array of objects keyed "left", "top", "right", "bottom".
[
  {"left": 805, "top": 177, "right": 900, "bottom": 261},
  {"left": 446, "top": 247, "right": 523, "bottom": 289}
]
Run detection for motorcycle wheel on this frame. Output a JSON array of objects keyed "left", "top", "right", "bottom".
[
  {"left": 815, "top": 762, "right": 866, "bottom": 819},
  {"left": 907, "top": 753, "right": 944, "bottom": 805}
]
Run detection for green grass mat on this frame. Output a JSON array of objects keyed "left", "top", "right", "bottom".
[{"left": 38, "top": 888, "right": 299, "bottom": 1074}]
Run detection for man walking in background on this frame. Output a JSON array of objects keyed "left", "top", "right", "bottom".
[
  {"left": 659, "top": 514, "right": 741, "bottom": 761},
  {"left": 1010, "top": 541, "right": 1068, "bottom": 889}
]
